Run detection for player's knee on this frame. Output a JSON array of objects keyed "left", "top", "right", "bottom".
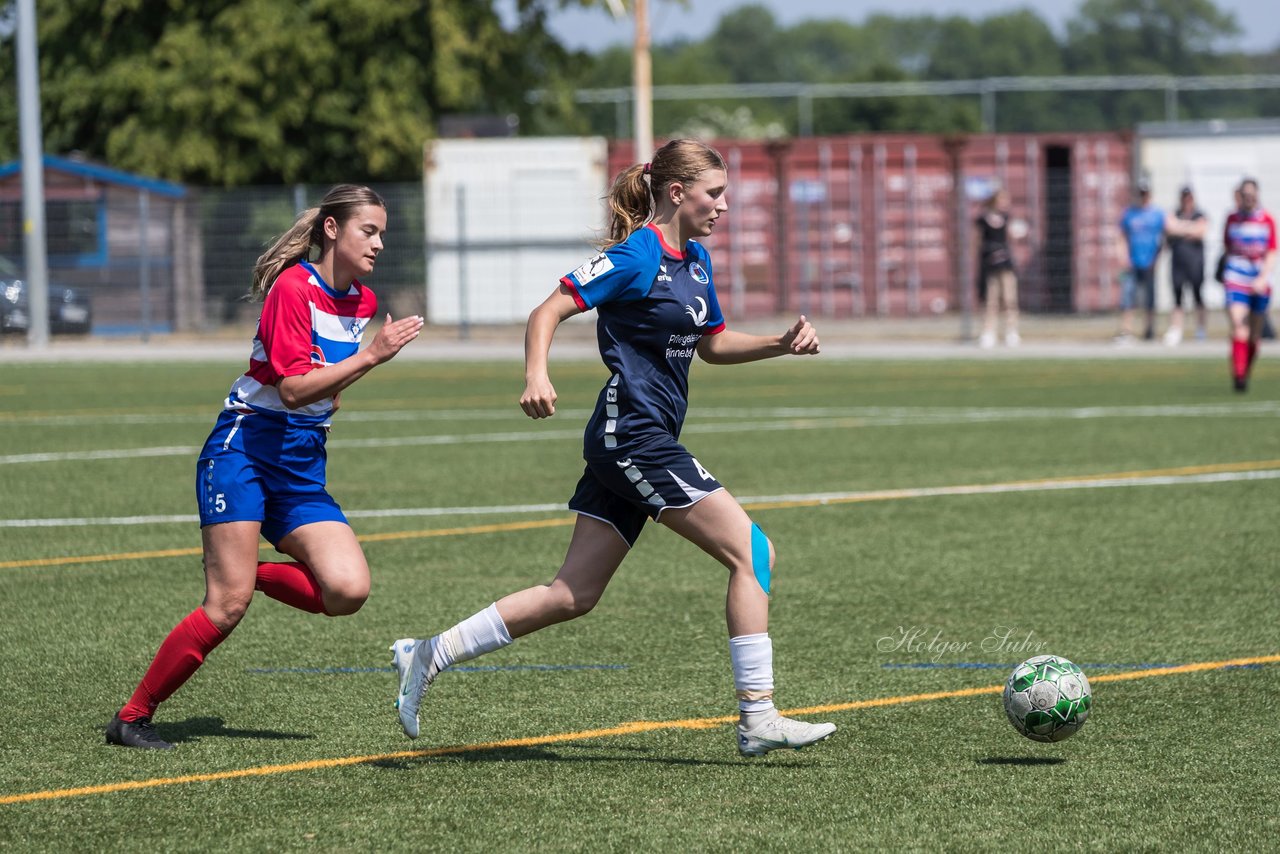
[
  {"left": 203, "top": 588, "right": 253, "bottom": 631},
  {"left": 321, "top": 579, "right": 369, "bottom": 617},
  {"left": 547, "top": 579, "right": 600, "bottom": 620}
]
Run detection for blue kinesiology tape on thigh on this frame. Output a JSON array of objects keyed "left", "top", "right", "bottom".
[{"left": 750, "top": 522, "right": 771, "bottom": 596}]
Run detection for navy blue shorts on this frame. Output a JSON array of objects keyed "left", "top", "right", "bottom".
[
  {"left": 196, "top": 410, "right": 347, "bottom": 547},
  {"left": 570, "top": 439, "right": 724, "bottom": 546}
]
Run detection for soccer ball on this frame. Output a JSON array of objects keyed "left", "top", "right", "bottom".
[{"left": 1002, "top": 654, "right": 1092, "bottom": 742}]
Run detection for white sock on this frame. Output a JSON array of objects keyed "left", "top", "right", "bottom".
[
  {"left": 729, "top": 632, "right": 776, "bottom": 726},
  {"left": 432, "top": 603, "right": 513, "bottom": 671}
]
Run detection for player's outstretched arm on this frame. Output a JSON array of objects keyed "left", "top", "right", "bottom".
[
  {"left": 697, "top": 315, "right": 820, "bottom": 365},
  {"left": 520, "top": 286, "right": 581, "bottom": 419},
  {"left": 278, "top": 313, "right": 423, "bottom": 410}
]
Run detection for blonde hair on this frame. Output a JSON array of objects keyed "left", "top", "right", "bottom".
[
  {"left": 603, "top": 139, "right": 727, "bottom": 249},
  {"left": 250, "top": 184, "right": 386, "bottom": 300}
]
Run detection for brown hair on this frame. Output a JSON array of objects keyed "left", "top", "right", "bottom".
[
  {"left": 603, "top": 139, "right": 727, "bottom": 248},
  {"left": 250, "top": 184, "right": 386, "bottom": 300}
]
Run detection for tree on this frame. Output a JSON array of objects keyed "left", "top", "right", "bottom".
[
  {"left": 1065, "top": 0, "right": 1240, "bottom": 74},
  {"left": 0, "top": 0, "right": 601, "bottom": 184}
]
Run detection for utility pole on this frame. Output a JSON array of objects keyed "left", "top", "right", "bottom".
[
  {"left": 16, "top": 0, "right": 50, "bottom": 348},
  {"left": 632, "top": 0, "right": 653, "bottom": 162}
]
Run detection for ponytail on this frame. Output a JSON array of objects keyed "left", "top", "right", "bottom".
[
  {"left": 601, "top": 139, "right": 727, "bottom": 250},
  {"left": 603, "top": 164, "right": 652, "bottom": 249},
  {"left": 250, "top": 208, "right": 323, "bottom": 301}
]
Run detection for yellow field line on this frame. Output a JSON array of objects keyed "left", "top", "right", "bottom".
[
  {"left": 2, "top": 652, "right": 1275, "bottom": 807},
  {"left": 4, "top": 459, "right": 1280, "bottom": 570},
  {"left": 0, "top": 519, "right": 578, "bottom": 570}
]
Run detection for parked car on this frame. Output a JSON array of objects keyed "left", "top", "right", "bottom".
[{"left": 0, "top": 254, "right": 93, "bottom": 335}]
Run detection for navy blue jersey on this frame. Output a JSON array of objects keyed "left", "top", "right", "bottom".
[{"left": 560, "top": 223, "right": 726, "bottom": 460}]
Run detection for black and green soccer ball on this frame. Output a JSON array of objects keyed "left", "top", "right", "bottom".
[{"left": 1003, "top": 654, "right": 1092, "bottom": 742}]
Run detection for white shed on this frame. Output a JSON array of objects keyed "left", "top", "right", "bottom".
[{"left": 423, "top": 137, "right": 610, "bottom": 325}]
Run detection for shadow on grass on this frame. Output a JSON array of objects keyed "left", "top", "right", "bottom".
[
  {"left": 976, "top": 756, "right": 1066, "bottom": 766},
  {"left": 158, "top": 716, "right": 313, "bottom": 744},
  {"left": 369, "top": 742, "right": 770, "bottom": 770}
]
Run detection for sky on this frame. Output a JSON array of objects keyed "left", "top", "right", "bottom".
[{"left": 540, "top": 0, "right": 1280, "bottom": 54}]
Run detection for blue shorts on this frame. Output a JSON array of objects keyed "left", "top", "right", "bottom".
[
  {"left": 1226, "top": 289, "right": 1271, "bottom": 313},
  {"left": 196, "top": 410, "right": 347, "bottom": 547},
  {"left": 570, "top": 439, "right": 724, "bottom": 547}
]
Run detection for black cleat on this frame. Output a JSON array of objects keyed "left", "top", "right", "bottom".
[
  {"left": 106, "top": 714, "right": 174, "bottom": 749},
  {"left": 1233, "top": 376, "right": 1248, "bottom": 393}
]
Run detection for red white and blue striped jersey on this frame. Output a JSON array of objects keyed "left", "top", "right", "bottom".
[
  {"left": 224, "top": 261, "right": 379, "bottom": 426},
  {"left": 1223, "top": 208, "right": 1277, "bottom": 295}
]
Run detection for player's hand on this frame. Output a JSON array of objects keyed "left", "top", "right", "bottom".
[
  {"left": 780, "top": 315, "right": 820, "bottom": 355},
  {"left": 520, "top": 374, "right": 558, "bottom": 419},
  {"left": 367, "top": 314, "right": 424, "bottom": 364}
]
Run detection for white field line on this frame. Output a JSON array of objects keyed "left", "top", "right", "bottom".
[
  {"left": 3, "top": 468, "right": 1276, "bottom": 529},
  {"left": 2, "top": 401, "right": 1279, "bottom": 429},
  {"left": 3, "top": 401, "right": 1279, "bottom": 466}
]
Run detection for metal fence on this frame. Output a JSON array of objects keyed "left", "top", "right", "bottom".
[
  {"left": 5, "top": 132, "right": 1142, "bottom": 338},
  {"left": 198, "top": 183, "right": 428, "bottom": 329}
]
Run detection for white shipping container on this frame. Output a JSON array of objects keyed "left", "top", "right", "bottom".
[{"left": 423, "top": 137, "right": 610, "bottom": 324}]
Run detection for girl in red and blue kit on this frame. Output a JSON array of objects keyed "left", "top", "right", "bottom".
[
  {"left": 1222, "top": 178, "right": 1277, "bottom": 391},
  {"left": 107, "top": 185, "right": 423, "bottom": 749}
]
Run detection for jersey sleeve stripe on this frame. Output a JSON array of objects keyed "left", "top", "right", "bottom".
[{"left": 561, "top": 276, "right": 588, "bottom": 311}]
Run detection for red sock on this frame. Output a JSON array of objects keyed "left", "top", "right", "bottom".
[
  {"left": 119, "top": 607, "right": 227, "bottom": 722},
  {"left": 1232, "top": 339, "right": 1250, "bottom": 379},
  {"left": 255, "top": 561, "right": 329, "bottom": 615}
]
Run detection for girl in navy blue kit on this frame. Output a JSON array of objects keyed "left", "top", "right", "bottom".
[
  {"left": 392, "top": 140, "right": 835, "bottom": 756},
  {"left": 107, "top": 185, "right": 424, "bottom": 749}
]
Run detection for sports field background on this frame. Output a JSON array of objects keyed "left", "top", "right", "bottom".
[{"left": 1, "top": 344, "right": 1277, "bottom": 850}]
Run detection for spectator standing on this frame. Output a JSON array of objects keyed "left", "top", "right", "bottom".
[
  {"left": 1164, "top": 186, "right": 1209, "bottom": 345},
  {"left": 975, "top": 188, "right": 1020, "bottom": 349},
  {"left": 1117, "top": 179, "right": 1166, "bottom": 344}
]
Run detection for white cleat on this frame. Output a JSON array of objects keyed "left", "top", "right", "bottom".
[
  {"left": 736, "top": 712, "right": 837, "bottom": 757},
  {"left": 390, "top": 637, "right": 439, "bottom": 739}
]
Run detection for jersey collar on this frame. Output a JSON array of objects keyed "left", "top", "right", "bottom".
[
  {"left": 300, "top": 260, "right": 359, "bottom": 299},
  {"left": 646, "top": 223, "right": 686, "bottom": 259}
]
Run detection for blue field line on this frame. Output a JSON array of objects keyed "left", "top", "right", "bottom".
[
  {"left": 881, "top": 662, "right": 1263, "bottom": 671},
  {"left": 245, "top": 664, "right": 630, "bottom": 675}
]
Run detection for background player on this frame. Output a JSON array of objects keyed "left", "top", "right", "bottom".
[
  {"left": 1222, "top": 178, "right": 1277, "bottom": 390},
  {"left": 107, "top": 184, "right": 424, "bottom": 749},
  {"left": 390, "top": 139, "right": 836, "bottom": 757}
]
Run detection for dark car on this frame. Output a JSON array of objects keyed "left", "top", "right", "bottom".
[{"left": 0, "top": 254, "right": 93, "bottom": 335}]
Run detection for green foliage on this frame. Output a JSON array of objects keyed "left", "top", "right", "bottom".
[
  {"left": 0, "top": 0, "right": 596, "bottom": 183},
  {"left": 0, "top": 0, "right": 1274, "bottom": 180},
  {"left": 565, "top": 0, "right": 1272, "bottom": 138}
]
